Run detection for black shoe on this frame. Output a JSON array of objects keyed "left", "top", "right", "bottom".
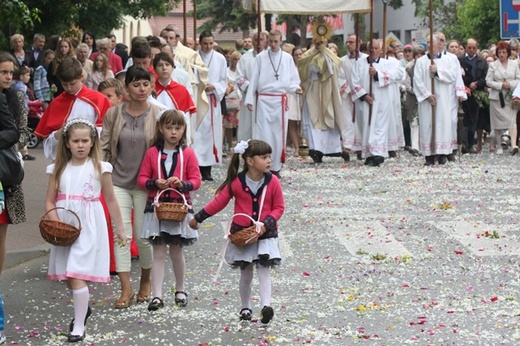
[
  {"left": 341, "top": 151, "right": 350, "bottom": 162},
  {"left": 424, "top": 156, "right": 435, "bottom": 166},
  {"left": 364, "top": 156, "right": 374, "bottom": 166},
  {"left": 356, "top": 151, "right": 362, "bottom": 160},
  {"left": 200, "top": 166, "right": 214, "bottom": 181},
  {"left": 69, "top": 306, "right": 91, "bottom": 332},
  {"left": 309, "top": 150, "right": 323, "bottom": 163},
  {"left": 370, "top": 156, "right": 384, "bottom": 167},
  {"left": 67, "top": 333, "right": 85, "bottom": 343},
  {"left": 22, "top": 154, "right": 36, "bottom": 161},
  {"left": 438, "top": 155, "right": 447, "bottom": 165},
  {"left": 239, "top": 308, "right": 252, "bottom": 321},
  {"left": 388, "top": 151, "right": 397, "bottom": 158},
  {"left": 174, "top": 291, "right": 188, "bottom": 307},
  {"left": 446, "top": 154, "right": 455, "bottom": 162},
  {"left": 202, "top": 174, "right": 214, "bottom": 181},
  {"left": 260, "top": 305, "right": 274, "bottom": 324},
  {"left": 147, "top": 297, "right": 164, "bottom": 311}
]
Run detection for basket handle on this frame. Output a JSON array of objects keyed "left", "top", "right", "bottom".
[
  {"left": 41, "top": 207, "right": 82, "bottom": 230},
  {"left": 225, "top": 213, "right": 264, "bottom": 239},
  {"left": 153, "top": 188, "right": 188, "bottom": 207}
]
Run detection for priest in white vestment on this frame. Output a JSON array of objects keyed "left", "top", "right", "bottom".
[
  {"left": 236, "top": 32, "right": 267, "bottom": 141},
  {"left": 414, "top": 34, "right": 459, "bottom": 165},
  {"left": 193, "top": 31, "right": 227, "bottom": 181},
  {"left": 339, "top": 35, "right": 367, "bottom": 155},
  {"left": 245, "top": 30, "right": 301, "bottom": 176},
  {"left": 298, "top": 40, "right": 346, "bottom": 163},
  {"left": 350, "top": 40, "right": 401, "bottom": 167}
]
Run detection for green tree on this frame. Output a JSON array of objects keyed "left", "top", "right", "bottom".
[
  {"left": 0, "top": 0, "right": 40, "bottom": 49},
  {"left": 196, "top": 0, "right": 258, "bottom": 33},
  {"left": 456, "top": 0, "right": 499, "bottom": 46},
  {"left": 1, "top": 0, "right": 175, "bottom": 50},
  {"left": 411, "top": 0, "right": 499, "bottom": 46}
]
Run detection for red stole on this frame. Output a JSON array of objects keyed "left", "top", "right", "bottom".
[
  {"left": 35, "top": 86, "right": 111, "bottom": 138},
  {"left": 155, "top": 80, "right": 197, "bottom": 114}
]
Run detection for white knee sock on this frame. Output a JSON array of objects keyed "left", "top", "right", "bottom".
[
  {"left": 151, "top": 244, "right": 167, "bottom": 299},
  {"left": 239, "top": 265, "right": 254, "bottom": 309},
  {"left": 71, "top": 286, "right": 89, "bottom": 336},
  {"left": 257, "top": 265, "right": 271, "bottom": 307},
  {"left": 169, "top": 245, "right": 185, "bottom": 292}
]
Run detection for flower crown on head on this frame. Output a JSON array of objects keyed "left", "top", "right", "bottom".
[
  {"left": 63, "top": 118, "right": 96, "bottom": 135},
  {"left": 233, "top": 140, "right": 250, "bottom": 154}
]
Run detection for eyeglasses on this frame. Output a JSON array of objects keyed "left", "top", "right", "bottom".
[
  {"left": 0, "top": 70, "right": 13, "bottom": 76},
  {"left": 346, "top": 41, "right": 356, "bottom": 44}
]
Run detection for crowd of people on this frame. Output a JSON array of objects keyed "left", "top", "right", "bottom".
[{"left": 1, "top": 25, "right": 520, "bottom": 344}]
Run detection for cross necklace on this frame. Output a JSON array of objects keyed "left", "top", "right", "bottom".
[{"left": 268, "top": 50, "right": 282, "bottom": 80}]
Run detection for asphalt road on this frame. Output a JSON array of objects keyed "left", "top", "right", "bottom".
[{"left": 3, "top": 145, "right": 520, "bottom": 345}]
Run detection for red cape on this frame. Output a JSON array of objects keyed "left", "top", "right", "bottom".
[
  {"left": 156, "top": 80, "right": 197, "bottom": 114},
  {"left": 35, "top": 86, "right": 111, "bottom": 139}
]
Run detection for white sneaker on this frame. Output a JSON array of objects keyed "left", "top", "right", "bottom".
[
  {"left": 496, "top": 148, "right": 503, "bottom": 155},
  {"left": 0, "top": 330, "right": 6, "bottom": 344}
]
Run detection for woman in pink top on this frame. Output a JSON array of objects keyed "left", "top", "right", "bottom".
[{"left": 190, "top": 139, "right": 284, "bottom": 325}]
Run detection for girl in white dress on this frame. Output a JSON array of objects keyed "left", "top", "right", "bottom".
[{"left": 44, "top": 118, "right": 126, "bottom": 343}]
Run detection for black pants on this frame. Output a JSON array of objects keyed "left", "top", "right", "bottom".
[{"left": 462, "top": 98, "right": 479, "bottom": 148}]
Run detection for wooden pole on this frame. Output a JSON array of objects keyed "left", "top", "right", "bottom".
[
  {"left": 368, "top": 0, "right": 374, "bottom": 126},
  {"left": 193, "top": 0, "right": 197, "bottom": 46},
  {"left": 257, "top": 0, "right": 262, "bottom": 37},
  {"left": 429, "top": 0, "right": 435, "bottom": 151},
  {"left": 353, "top": 13, "right": 360, "bottom": 123},
  {"left": 183, "top": 0, "right": 187, "bottom": 45},
  {"left": 382, "top": 0, "right": 388, "bottom": 58}
]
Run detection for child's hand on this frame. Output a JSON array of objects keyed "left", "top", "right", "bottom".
[
  {"left": 167, "top": 177, "right": 183, "bottom": 189},
  {"left": 189, "top": 218, "right": 199, "bottom": 229},
  {"left": 156, "top": 178, "right": 170, "bottom": 190},
  {"left": 260, "top": 225, "right": 266, "bottom": 236}
]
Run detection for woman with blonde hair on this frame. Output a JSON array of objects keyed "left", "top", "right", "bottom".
[{"left": 9, "top": 34, "right": 26, "bottom": 67}]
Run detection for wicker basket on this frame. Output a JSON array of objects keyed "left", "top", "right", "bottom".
[
  {"left": 154, "top": 188, "right": 189, "bottom": 222},
  {"left": 227, "top": 213, "right": 265, "bottom": 247},
  {"left": 39, "top": 207, "right": 81, "bottom": 246}
]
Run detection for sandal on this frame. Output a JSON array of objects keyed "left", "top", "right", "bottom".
[
  {"left": 136, "top": 293, "right": 150, "bottom": 304},
  {"left": 114, "top": 289, "right": 134, "bottom": 309},
  {"left": 239, "top": 308, "right": 252, "bottom": 321},
  {"left": 174, "top": 291, "right": 188, "bottom": 307}
]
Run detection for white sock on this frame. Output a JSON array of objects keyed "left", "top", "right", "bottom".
[
  {"left": 151, "top": 243, "right": 167, "bottom": 299},
  {"left": 239, "top": 264, "right": 254, "bottom": 309},
  {"left": 169, "top": 245, "right": 185, "bottom": 293},
  {"left": 71, "top": 286, "right": 89, "bottom": 336},
  {"left": 257, "top": 265, "right": 271, "bottom": 307}
]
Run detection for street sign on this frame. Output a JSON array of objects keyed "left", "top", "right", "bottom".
[{"left": 501, "top": 0, "right": 520, "bottom": 38}]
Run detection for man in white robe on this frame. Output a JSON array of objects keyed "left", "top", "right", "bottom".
[
  {"left": 339, "top": 35, "right": 367, "bottom": 158},
  {"left": 414, "top": 34, "right": 459, "bottom": 165},
  {"left": 299, "top": 40, "right": 347, "bottom": 163},
  {"left": 437, "top": 32, "right": 467, "bottom": 160},
  {"left": 245, "top": 30, "right": 301, "bottom": 176},
  {"left": 350, "top": 40, "right": 403, "bottom": 166},
  {"left": 236, "top": 31, "right": 267, "bottom": 141},
  {"left": 385, "top": 55, "right": 406, "bottom": 156},
  {"left": 193, "top": 31, "right": 227, "bottom": 181}
]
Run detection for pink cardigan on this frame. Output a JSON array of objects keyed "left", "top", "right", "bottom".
[
  {"left": 137, "top": 145, "right": 201, "bottom": 204},
  {"left": 195, "top": 172, "right": 284, "bottom": 238}
]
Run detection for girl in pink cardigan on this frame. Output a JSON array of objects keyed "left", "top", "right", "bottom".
[
  {"left": 190, "top": 139, "right": 285, "bottom": 324},
  {"left": 137, "top": 110, "right": 201, "bottom": 312}
]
